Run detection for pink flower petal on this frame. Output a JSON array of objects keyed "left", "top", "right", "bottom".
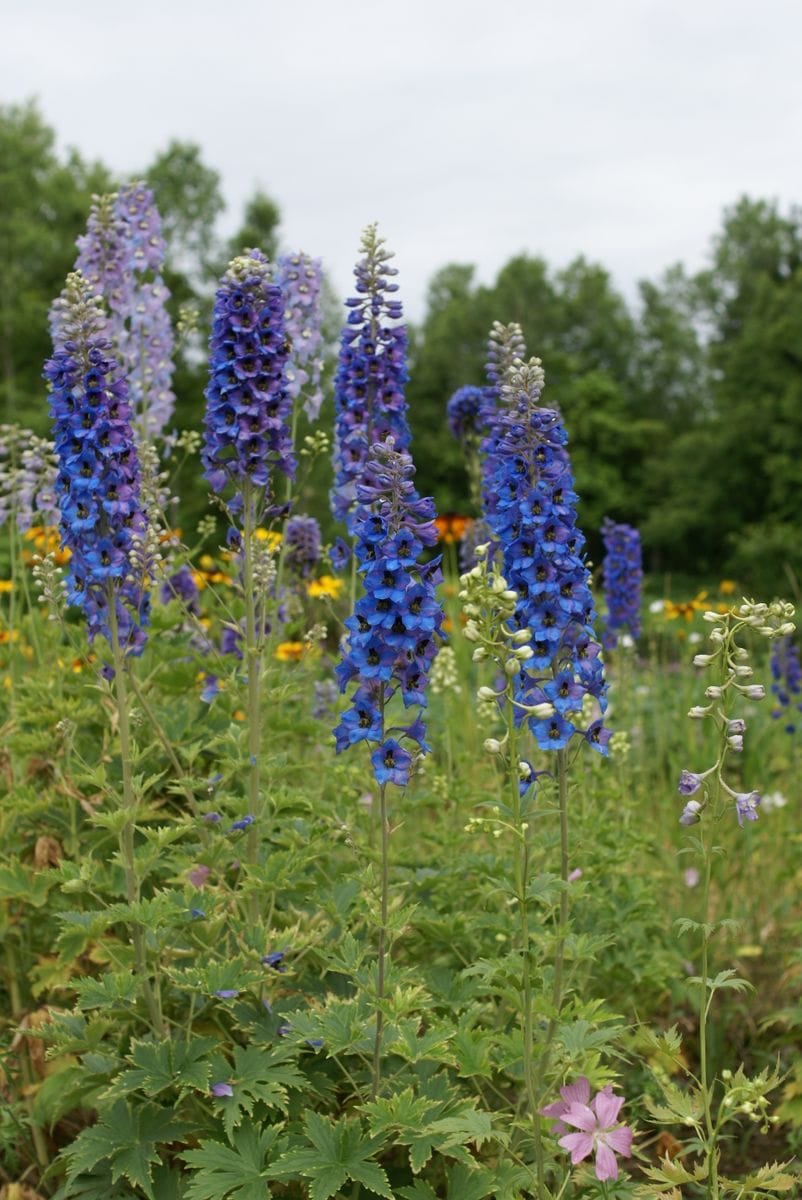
[
  {"left": 593, "top": 1089, "right": 624, "bottom": 1128},
  {"left": 540, "top": 1098, "right": 568, "bottom": 1120},
  {"left": 560, "top": 1076, "right": 591, "bottom": 1107},
  {"left": 559, "top": 1131, "right": 594, "bottom": 1165},
  {"left": 560, "top": 1102, "right": 598, "bottom": 1133},
  {"left": 594, "top": 1142, "right": 619, "bottom": 1181},
  {"left": 603, "top": 1125, "right": 633, "bottom": 1157}
]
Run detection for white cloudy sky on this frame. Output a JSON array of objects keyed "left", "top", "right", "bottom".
[{"left": 4, "top": 0, "right": 801, "bottom": 319}]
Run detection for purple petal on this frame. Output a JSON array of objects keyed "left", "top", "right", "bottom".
[
  {"left": 594, "top": 1142, "right": 619, "bottom": 1181},
  {"left": 603, "top": 1125, "right": 633, "bottom": 1157},
  {"left": 560, "top": 1102, "right": 598, "bottom": 1132},
  {"left": 558, "top": 1131, "right": 594, "bottom": 1165},
  {"left": 593, "top": 1090, "right": 624, "bottom": 1128}
]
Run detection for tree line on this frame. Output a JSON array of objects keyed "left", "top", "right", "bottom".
[{"left": 3, "top": 98, "right": 802, "bottom": 591}]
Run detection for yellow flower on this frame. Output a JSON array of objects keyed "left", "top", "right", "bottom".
[
  {"left": 719, "top": 579, "right": 737, "bottom": 595},
  {"left": 275, "top": 641, "right": 305, "bottom": 662},
  {"left": 199, "top": 554, "right": 216, "bottom": 571},
  {"left": 191, "top": 570, "right": 208, "bottom": 591},
  {"left": 307, "top": 575, "right": 344, "bottom": 600},
  {"left": 254, "top": 528, "right": 282, "bottom": 551},
  {"left": 0, "top": 580, "right": 13, "bottom": 593},
  {"left": 664, "top": 591, "right": 708, "bottom": 622},
  {"left": 233, "top": 709, "right": 246, "bottom": 721}
]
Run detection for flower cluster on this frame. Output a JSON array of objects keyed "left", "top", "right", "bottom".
[
  {"left": 64, "top": 185, "right": 176, "bottom": 437},
  {"left": 334, "top": 440, "right": 444, "bottom": 787},
  {"left": 0, "top": 426, "right": 59, "bottom": 532},
  {"left": 600, "top": 517, "right": 643, "bottom": 648},
  {"left": 479, "top": 321, "right": 528, "bottom": 525},
  {"left": 541, "top": 1077, "right": 633, "bottom": 1182},
  {"left": 202, "top": 250, "right": 294, "bottom": 513},
  {"left": 678, "top": 598, "right": 795, "bottom": 826},
  {"left": 481, "top": 356, "right": 608, "bottom": 753},
  {"left": 446, "top": 385, "right": 485, "bottom": 443},
  {"left": 770, "top": 635, "right": 802, "bottom": 733},
  {"left": 276, "top": 252, "right": 325, "bottom": 421},
  {"left": 284, "top": 514, "right": 321, "bottom": 579},
  {"left": 330, "top": 225, "right": 410, "bottom": 533},
  {"left": 43, "top": 273, "right": 150, "bottom": 656}
]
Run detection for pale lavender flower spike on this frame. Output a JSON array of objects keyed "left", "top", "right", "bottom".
[
  {"left": 277, "top": 252, "right": 325, "bottom": 420},
  {"left": 0, "top": 426, "right": 59, "bottom": 532}
]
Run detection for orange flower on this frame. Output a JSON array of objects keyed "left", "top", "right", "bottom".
[
  {"left": 434, "top": 514, "right": 473, "bottom": 544},
  {"left": 719, "top": 579, "right": 737, "bottom": 595},
  {"left": 275, "top": 641, "right": 305, "bottom": 662}
]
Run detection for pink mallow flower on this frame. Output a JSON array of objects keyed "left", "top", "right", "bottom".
[{"left": 542, "top": 1077, "right": 633, "bottom": 1181}]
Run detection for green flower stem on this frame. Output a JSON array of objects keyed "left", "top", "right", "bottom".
[
  {"left": 371, "top": 687, "right": 389, "bottom": 1101},
  {"left": 108, "top": 595, "right": 163, "bottom": 1033},
  {"left": 699, "top": 828, "right": 719, "bottom": 1200},
  {"left": 127, "top": 671, "right": 198, "bottom": 815},
  {"left": 4, "top": 941, "right": 49, "bottom": 1169},
  {"left": 533, "top": 748, "right": 571, "bottom": 1199},
  {"left": 242, "top": 482, "right": 265, "bottom": 881},
  {"left": 506, "top": 696, "right": 541, "bottom": 1193}
]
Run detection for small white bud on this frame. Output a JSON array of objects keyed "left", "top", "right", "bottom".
[
  {"left": 743, "top": 684, "right": 765, "bottom": 700},
  {"left": 530, "top": 702, "right": 555, "bottom": 719},
  {"left": 477, "top": 686, "right": 498, "bottom": 701},
  {"left": 688, "top": 705, "right": 709, "bottom": 718},
  {"left": 484, "top": 738, "right": 502, "bottom": 754},
  {"left": 704, "top": 686, "right": 723, "bottom": 699},
  {"left": 693, "top": 653, "right": 714, "bottom": 667}
]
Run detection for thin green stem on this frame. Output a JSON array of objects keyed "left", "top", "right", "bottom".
[
  {"left": 371, "top": 689, "right": 389, "bottom": 1101},
  {"left": 506, "top": 698, "right": 541, "bottom": 1194},
  {"left": 242, "top": 483, "right": 264, "bottom": 883},
  {"left": 699, "top": 833, "right": 719, "bottom": 1200},
  {"left": 108, "top": 596, "right": 162, "bottom": 1033},
  {"left": 127, "top": 672, "right": 198, "bottom": 815}
]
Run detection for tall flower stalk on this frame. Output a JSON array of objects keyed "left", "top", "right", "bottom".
[
  {"left": 330, "top": 225, "right": 410, "bottom": 536},
  {"left": 334, "top": 439, "right": 443, "bottom": 1097},
  {"left": 676, "top": 597, "right": 795, "bottom": 1198},
  {"left": 475, "top": 350, "right": 608, "bottom": 1193},
  {"left": 600, "top": 517, "right": 642, "bottom": 649},
  {"left": 202, "top": 250, "right": 293, "bottom": 870},
  {"left": 44, "top": 272, "right": 159, "bottom": 1029}
]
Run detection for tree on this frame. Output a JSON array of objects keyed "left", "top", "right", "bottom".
[{"left": 0, "top": 100, "right": 111, "bottom": 429}]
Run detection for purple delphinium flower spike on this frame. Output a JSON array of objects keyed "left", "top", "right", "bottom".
[
  {"left": 202, "top": 250, "right": 294, "bottom": 514},
  {"left": 334, "top": 439, "right": 444, "bottom": 788},
  {"left": 481, "top": 354, "right": 608, "bottom": 753},
  {"left": 600, "top": 517, "right": 643, "bottom": 649},
  {"left": 284, "top": 514, "right": 321, "bottom": 580},
  {"left": 276, "top": 252, "right": 325, "bottom": 421},
  {"left": 770, "top": 635, "right": 802, "bottom": 734},
  {"left": 447, "top": 385, "right": 486, "bottom": 444},
  {"left": 44, "top": 272, "right": 150, "bottom": 658},
  {"left": 65, "top": 185, "right": 176, "bottom": 437},
  {"left": 330, "top": 225, "right": 410, "bottom": 534},
  {"left": 0, "top": 426, "right": 59, "bottom": 532}
]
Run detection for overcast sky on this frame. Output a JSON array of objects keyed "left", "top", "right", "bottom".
[{"left": 4, "top": 0, "right": 801, "bottom": 320}]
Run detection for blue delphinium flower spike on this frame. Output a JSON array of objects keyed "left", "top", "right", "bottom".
[
  {"left": 276, "top": 251, "right": 325, "bottom": 421},
  {"left": 202, "top": 250, "right": 294, "bottom": 514},
  {"left": 330, "top": 225, "right": 410, "bottom": 533},
  {"left": 44, "top": 272, "right": 150, "bottom": 658},
  {"left": 334, "top": 439, "right": 444, "bottom": 787},
  {"left": 482, "top": 355, "right": 608, "bottom": 754},
  {"left": 600, "top": 517, "right": 643, "bottom": 649}
]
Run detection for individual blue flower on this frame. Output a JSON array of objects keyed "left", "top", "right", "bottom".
[
  {"left": 600, "top": 518, "right": 643, "bottom": 649},
  {"left": 734, "top": 791, "right": 760, "bottom": 826},
  {"left": 211, "top": 1081, "right": 234, "bottom": 1097},
  {"left": 44, "top": 273, "right": 150, "bottom": 658},
  {"left": 371, "top": 738, "right": 413, "bottom": 787},
  {"left": 330, "top": 225, "right": 411, "bottom": 533},
  {"left": 229, "top": 815, "right": 255, "bottom": 832}
]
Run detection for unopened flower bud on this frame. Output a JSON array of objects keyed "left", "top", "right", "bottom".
[
  {"left": 472, "top": 646, "right": 487, "bottom": 662},
  {"left": 733, "top": 664, "right": 753, "bottom": 678},
  {"left": 504, "top": 658, "right": 520, "bottom": 676},
  {"left": 530, "top": 702, "right": 554, "bottom": 719},
  {"left": 688, "top": 705, "right": 709, "bottom": 718},
  {"left": 693, "top": 653, "right": 714, "bottom": 667},
  {"left": 484, "top": 738, "right": 502, "bottom": 754},
  {"left": 514, "top": 646, "right": 533, "bottom": 660},
  {"left": 477, "top": 686, "right": 497, "bottom": 701},
  {"left": 704, "top": 686, "right": 723, "bottom": 699},
  {"left": 727, "top": 718, "right": 745, "bottom": 735},
  {"left": 727, "top": 734, "right": 743, "bottom": 752},
  {"left": 743, "top": 684, "right": 765, "bottom": 700}
]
